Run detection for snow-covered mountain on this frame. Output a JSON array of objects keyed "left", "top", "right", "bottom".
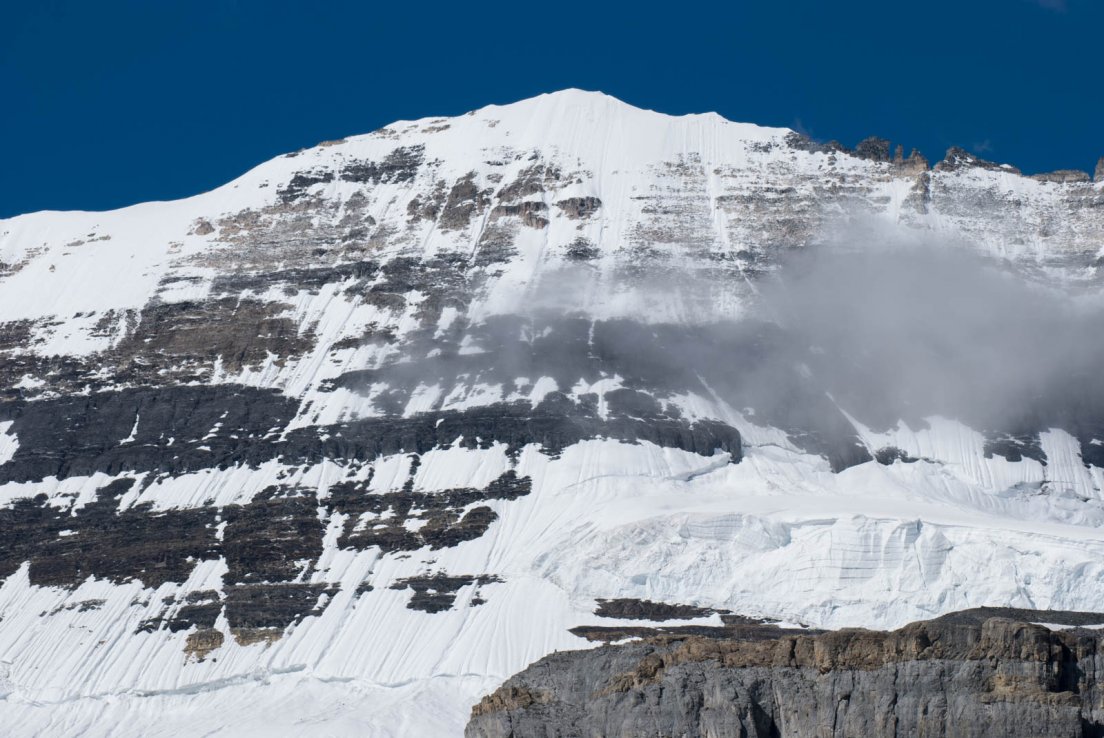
[{"left": 1, "top": 89, "right": 1104, "bottom": 736}]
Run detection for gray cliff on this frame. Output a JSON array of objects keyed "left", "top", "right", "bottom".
[{"left": 468, "top": 608, "right": 1104, "bottom": 738}]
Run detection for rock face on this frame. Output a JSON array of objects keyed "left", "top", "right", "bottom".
[
  {"left": 468, "top": 608, "right": 1104, "bottom": 738},
  {"left": 1034, "top": 169, "right": 1092, "bottom": 184}
]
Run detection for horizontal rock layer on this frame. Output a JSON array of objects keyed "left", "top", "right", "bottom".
[{"left": 468, "top": 608, "right": 1104, "bottom": 738}]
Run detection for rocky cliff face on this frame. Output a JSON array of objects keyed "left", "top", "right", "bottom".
[
  {"left": 468, "top": 608, "right": 1104, "bottom": 738},
  {"left": 0, "top": 90, "right": 1103, "bottom": 736}
]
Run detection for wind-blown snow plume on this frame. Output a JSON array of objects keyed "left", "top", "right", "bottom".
[
  {"left": 761, "top": 224, "right": 1104, "bottom": 435},
  {"left": 433, "top": 218, "right": 1104, "bottom": 448}
]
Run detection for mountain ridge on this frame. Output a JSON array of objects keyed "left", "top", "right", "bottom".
[{"left": 6, "top": 89, "right": 1101, "bottom": 224}]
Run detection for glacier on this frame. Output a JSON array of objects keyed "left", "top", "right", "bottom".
[{"left": 0, "top": 89, "right": 1102, "bottom": 735}]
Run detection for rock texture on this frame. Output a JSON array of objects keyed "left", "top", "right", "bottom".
[{"left": 468, "top": 608, "right": 1104, "bottom": 738}]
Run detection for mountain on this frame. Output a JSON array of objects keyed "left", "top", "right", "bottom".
[{"left": 1, "top": 89, "right": 1104, "bottom": 736}]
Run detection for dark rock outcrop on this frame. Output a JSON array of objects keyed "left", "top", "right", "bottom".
[
  {"left": 935, "top": 146, "right": 1021, "bottom": 174},
  {"left": 222, "top": 495, "right": 325, "bottom": 585},
  {"left": 390, "top": 574, "right": 503, "bottom": 613},
  {"left": 223, "top": 582, "right": 335, "bottom": 630},
  {"left": 783, "top": 131, "right": 847, "bottom": 155},
  {"left": 555, "top": 197, "right": 602, "bottom": 219},
  {"left": 439, "top": 173, "right": 492, "bottom": 230},
  {"left": 594, "top": 598, "right": 719, "bottom": 621},
  {"left": 0, "top": 385, "right": 299, "bottom": 484},
  {"left": 569, "top": 613, "right": 806, "bottom": 645},
  {"left": 983, "top": 432, "right": 1048, "bottom": 465},
  {"left": 467, "top": 608, "right": 1104, "bottom": 738},
  {"left": 853, "top": 136, "right": 892, "bottom": 162},
  {"left": 490, "top": 200, "right": 549, "bottom": 228},
  {"left": 873, "top": 446, "right": 919, "bottom": 465},
  {"left": 0, "top": 381, "right": 741, "bottom": 486},
  {"left": 1033, "top": 169, "right": 1092, "bottom": 184},
  {"left": 338, "top": 145, "right": 424, "bottom": 186},
  {"left": 329, "top": 470, "right": 532, "bottom": 554},
  {"left": 2, "top": 479, "right": 221, "bottom": 588},
  {"left": 564, "top": 237, "right": 599, "bottom": 261}
]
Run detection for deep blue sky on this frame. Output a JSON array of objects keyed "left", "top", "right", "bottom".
[{"left": 2, "top": 0, "right": 1100, "bottom": 218}]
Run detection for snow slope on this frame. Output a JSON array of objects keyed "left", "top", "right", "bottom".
[{"left": 0, "top": 90, "right": 1103, "bottom": 736}]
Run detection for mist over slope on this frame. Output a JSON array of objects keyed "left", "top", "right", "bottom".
[
  {"left": 410, "top": 223, "right": 1104, "bottom": 470},
  {"left": 0, "top": 90, "right": 1102, "bottom": 736},
  {"left": 764, "top": 229, "right": 1104, "bottom": 435}
]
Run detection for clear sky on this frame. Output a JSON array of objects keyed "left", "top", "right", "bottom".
[{"left": 2, "top": 0, "right": 1100, "bottom": 218}]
